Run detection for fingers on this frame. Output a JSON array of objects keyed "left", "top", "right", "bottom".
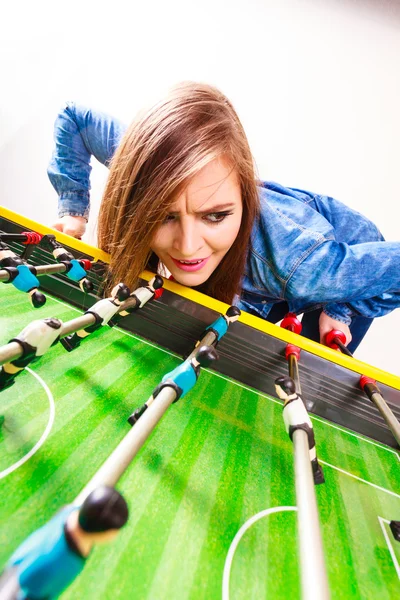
[
  {"left": 51, "top": 217, "right": 86, "bottom": 239},
  {"left": 63, "top": 228, "right": 82, "bottom": 238},
  {"left": 319, "top": 312, "right": 352, "bottom": 346},
  {"left": 51, "top": 224, "right": 82, "bottom": 238},
  {"left": 340, "top": 325, "right": 352, "bottom": 346}
]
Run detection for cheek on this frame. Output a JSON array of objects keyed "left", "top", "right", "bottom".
[
  {"left": 232, "top": 212, "right": 243, "bottom": 241},
  {"left": 150, "top": 228, "right": 168, "bottom": 253},
  {"left": 214, "top": 214, "right": 242, "bottom": 250}
]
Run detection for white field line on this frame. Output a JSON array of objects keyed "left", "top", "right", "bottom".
[
  {"left": 0, "top": 368, "right": 55, "bottom": 479},
  {"left": 319, "top": 460, "right": 400, "bottom": 500},
  {"left": 222, "top": 506, "right": 297, "bottom": 600},
  {"left": 200, "top": 370, "right": 400, "bottom": 461},
  {"left": 378, "top": 517, "right": 400, "bottom": 580}
]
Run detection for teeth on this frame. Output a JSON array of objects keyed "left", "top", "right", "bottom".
[{"left": 179, "top": 260, "right": 203, "bottom": 264}]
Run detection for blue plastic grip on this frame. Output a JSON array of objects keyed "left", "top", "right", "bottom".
[
  {"left": 162, "top": 360, "right": 197, "bottom": 398},
  {"left": 205, "top": 315, "right": 228, "bottom": 341},
  {"left": 12, "top": 265, "right": 39, "bottom": 293},
  {"left": 66, "top": 259, "right": 86, "bottom": 282}
]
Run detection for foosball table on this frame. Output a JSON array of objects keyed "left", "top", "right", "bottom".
[{"left": 0, "top": 205, "right": 400, "bottom": 599}]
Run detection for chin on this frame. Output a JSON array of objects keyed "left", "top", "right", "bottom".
[{"left": 172, "top": 270, "right": 210, "bottom": 287}]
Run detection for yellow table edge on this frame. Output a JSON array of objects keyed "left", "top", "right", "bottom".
[
  {"left": 2, "top": 204, "right": 400, "bottom": 391},
  {"left": 0, "top": 205, "right": 110, "bottom": 263}
]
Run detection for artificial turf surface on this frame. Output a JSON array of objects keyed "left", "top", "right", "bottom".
[{"left": 0, "top": 285, "right": 399, "bottom": 599}]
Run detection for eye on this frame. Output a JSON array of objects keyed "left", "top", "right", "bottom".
[
  {"left": 162, "top": 214, "right": 176, "bottom": 224},
  {"left": 203, "top": 211, "right": 233, "bottom": 224}
]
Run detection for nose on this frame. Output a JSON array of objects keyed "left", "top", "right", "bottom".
[{"left": 172, "top": 216, "right": 204, "bottom": 257}]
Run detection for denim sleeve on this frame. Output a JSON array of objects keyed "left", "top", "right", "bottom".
[
  {"left": 302, "top": 194, "right": 387, "bottom": 323},
  {"left": 323, "top": 295, "right": 400, "bottom": 325},
  {"left": 47, "top": 102, "right": 127, "bottom": 219},
  {"left": 322, "top": 302, "right": 355, "bottom": 325},
  {"left": 285, "top": 239, "right": 400, "bottom": 321},
  {"left": 304, "top": 194, "right": 385, "bottom": 245}
]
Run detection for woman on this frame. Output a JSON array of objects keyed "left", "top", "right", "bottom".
[{"left": 48, "top": 82, "right": 400, "bottom": 353}]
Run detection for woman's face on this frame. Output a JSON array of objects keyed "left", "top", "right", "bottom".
[{"left": 151, "top": 157, "right": 243, "bottom": 287}]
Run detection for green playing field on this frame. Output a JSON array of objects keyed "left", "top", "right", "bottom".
[{"left": 1, "top": 284, "right": 400, "bottom": 599}]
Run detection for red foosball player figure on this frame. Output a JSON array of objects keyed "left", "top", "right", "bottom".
[
  {"left": 0, "top": 486, "right": 129, "bottom": 600},
  {"left": 60, "top": 282, "right": 131, "bottom": 351},
  {"left": 109, "top": 274, "right": 164, "bottom": 326},
  {"left": 275, "top": 375, "right": 325, "bottom": 485},
  {"left": 0, "top": 241, "right": 46, "bottom": 307}
]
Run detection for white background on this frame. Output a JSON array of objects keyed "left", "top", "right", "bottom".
[{"left": 1, "top": 0, "right": 399, "bottom": 374}]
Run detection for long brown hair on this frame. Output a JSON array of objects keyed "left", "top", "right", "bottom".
[{"left": 98, "top": 81, "right": 260, "bottom": 302}]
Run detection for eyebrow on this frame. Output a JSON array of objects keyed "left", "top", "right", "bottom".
[{"left": 168, "top": 203, "right": 237, "bottom": 216}]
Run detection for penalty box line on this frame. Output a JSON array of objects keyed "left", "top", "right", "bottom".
[{"left": 378, "top": 517, "right": 400, "bottom": 581}]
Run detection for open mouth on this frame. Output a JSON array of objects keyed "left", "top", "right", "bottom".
[{"left": 170, "top": 256, "right": 210, "bottom": 272}]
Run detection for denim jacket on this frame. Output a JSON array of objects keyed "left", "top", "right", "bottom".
[{"left": 48, "top": 102, "right": 400, "bottom": 325}]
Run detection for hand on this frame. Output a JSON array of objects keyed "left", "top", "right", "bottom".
[
  {"left": 319, "top": 311, "right": 352, "bottom": 347},
  {"left": 52, "top": 215, "right": 87, "bottom": 239}
]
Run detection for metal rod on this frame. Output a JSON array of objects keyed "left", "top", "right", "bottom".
[
  {"left": 0, "top": 316, "right": 96, "bottom": 366},
  {"left": 327, "top": 331, "right": 400, "bottom": 448},
  {"left": 75, "top": 386, "right": 176, "bottom": 504},
  {"left": 0, "top": 342, "right": 23, "bottom": 365},
  {"left": 186, "top": 330, "right": 217, "bottom": 359},
  {"left": 0, "top": 295, "right": 141, "bottom": 367},
  {"left": 0, "top": 567, "right": 21, "bottom": 599},
  {"left": 186, "top": 307, "right": 240, "bottom": 361},
  {"left": 335, "top": 338, "right": 353, "bottom": 357},
  {"left": 370, "top": 391, "right": 400, "bottom": 447},
  {"left": 35, "top": 264, "right": 68, "bottom": 276},
  {"left": 281, "top": 313, "right": 303, "bottom": 395},
  {"left": 288, "top": 353, "right": 302, "bottom": 395},
  {"left": 59, "top": 314, "right": 96, "bottom": 337},
  {"left": 0, "top": 263, "right": 69, "bottom": 282},
  {"left": 293, "top": 429, "right": 330, "bottom": 600},
  {"left": 0, "top": 233, "right": 34, "bottom": 242}
]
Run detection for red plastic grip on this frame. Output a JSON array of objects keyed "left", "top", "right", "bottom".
[
  {"left": 325, "top": 329, "right": 346, "bottom": 349},
  {"left": 285, "top": 344, "right": 301, "bottom": 361},
  {"left": 359, "top": 375, "right": 377, "bottom": 389},
  {"left": 281, "top": 312, "right": 302, "bottom": 335},
  {"left": 22, "top": 231, "right": 42, "bottom": 245},
  {"left": 154, "top": 288, "right": 164, "bottom": 300}
]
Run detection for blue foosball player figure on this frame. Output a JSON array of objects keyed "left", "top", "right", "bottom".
[
  {"left": 201, "top": 305, "right": 241, "bottom": 346},
  {"left": 40, "top": 235, "right": 93, "bottom": 293},
  {"left": 128, "top": 345, "right": 218, "bottom": 425},
  {"left": 0, "top": 241, "right": 46, "bottom": 308},
  {"left": 0, "top": 486, "right": 129, "bottom": 600}
]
